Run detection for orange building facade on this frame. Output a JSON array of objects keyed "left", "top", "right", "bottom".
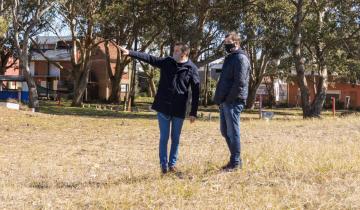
[{"left": 288, "top": 76, "right": 360, "bottom": 109}]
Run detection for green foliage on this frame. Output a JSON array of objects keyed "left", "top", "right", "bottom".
[{"left": 301, "top": 0, "right": 360, "bottom": 78}]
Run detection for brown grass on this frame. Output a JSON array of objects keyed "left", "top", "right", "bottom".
[{"left": 0, "top": 107, "right": 360, "bottom": 209}]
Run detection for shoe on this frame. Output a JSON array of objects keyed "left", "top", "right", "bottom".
[
  {"left": 161, "top": 167, "right": 168, "bottom": 174},
  {"left": 169, "top": 166, "right": 185, "bottom": 178},
  {"left": 169, "top": 166, "right": 178, "bottom": 173},
  {"left": 221, "top": 162, "right": 241, "bottom": 171}
]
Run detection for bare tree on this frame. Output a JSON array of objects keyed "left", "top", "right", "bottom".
[
  {"left": 290, "top": 0, "right": 359, "bottom": 117},
  {"left": 104, "top": 40, "right": 130, "bottom": 104},
  {"left": 34, "top": 0, "right": 106, "bottom": 107},
  {"left": 99, "top": 0, "right": 165, "bottom": 108},
  {"left": 11, "top": 0, "right": 53, "bottom": 110}
]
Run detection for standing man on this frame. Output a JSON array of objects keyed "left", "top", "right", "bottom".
[
  {"left": 214, "top": 32, "right": 250, "bottom": 171},
  {"left": 119, "top": 42, "right": 200, "bottom": 174}
]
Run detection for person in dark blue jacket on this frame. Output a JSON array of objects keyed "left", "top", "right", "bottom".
[
  {"left": 214, "top": 32, "right": 250, "bottom": 171},
  {"left": 119, "top": 42, "right": 200, "bottom": 174}
]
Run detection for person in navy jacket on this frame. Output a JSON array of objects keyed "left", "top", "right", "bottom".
[
  {"left": 214, "top": 32, "right": 250, "bottom": 171},
  {"left": 119, "top": 42, "right": 200, "bottom": 174}
]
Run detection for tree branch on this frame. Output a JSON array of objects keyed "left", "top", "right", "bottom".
[
  {"left": 5, "top": 58, "right": 18, "bottom": 69},
  {"left": 140, "top": 30, "right": 162, "bottom": 52}
]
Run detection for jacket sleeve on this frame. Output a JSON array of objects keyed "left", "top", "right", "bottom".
[
  {"left": 225, "top": 54, "right": 249, "bottom": 103},
  {"left": 128, "top": 50, "right": 165, "bottom": 68},
  {"left": 189, "top": 66, "right": 200, "bottom": 117}
]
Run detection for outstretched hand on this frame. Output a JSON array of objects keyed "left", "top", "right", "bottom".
[{"left": 118, "top": 46, "right": 129, "bottom": 56}]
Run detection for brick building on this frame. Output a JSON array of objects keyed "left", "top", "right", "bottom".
[
  {"left": 2, "top": 36, "right": 130, "bottom": 102},
  {"left": 30, "top": 36, "right": 130, "bottom": 101},
  {"left": 287, "top": 76, "right": 360, "bottom": 109}
]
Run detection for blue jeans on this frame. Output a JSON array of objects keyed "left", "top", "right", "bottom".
[
  {"left": 220, "top": 101, "right": 244, "bottom": 166},
  {"left": 157, "top": 112, "right": 184, "bottom": 170}
]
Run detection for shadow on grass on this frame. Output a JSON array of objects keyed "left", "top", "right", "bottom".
[
  {"left": 41, "top": 100, "right": 345, "bottom": 120},
  {"left": 29, "top": 174, "right": 161, "bottom": 190},
  {"left": 54, "top": 175, "right": 160, "bottom": 189},
  {"left": 39, "top": 101, "right": 157, "bottom": 120},
  {"left": 198, "top": 105, "right": 303, "bottom": 116},
  {"left": 30, "top": 172, "right": 198, "bottom": 190},
  {"left": 246, "top": 109, "right": 303, "bottom": 116}
]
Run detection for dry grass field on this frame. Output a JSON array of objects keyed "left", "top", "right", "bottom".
[{"left": 1, "top": 103, "right": 360, "bottom": 209}]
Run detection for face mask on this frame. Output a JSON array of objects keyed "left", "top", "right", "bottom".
[
  {"left": 224, "top": 43, "right": 236, "bottom": 53},
  {"left": 173, "top": 52, "right": 182, "bottom": 62}
]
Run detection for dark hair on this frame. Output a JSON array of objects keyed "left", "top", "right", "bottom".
[
  {"left": 175, "top": 42, "right": 190, "bottom": 55},
  {"left": 225, "top": 32, "right": 241, "bottom": 45}
]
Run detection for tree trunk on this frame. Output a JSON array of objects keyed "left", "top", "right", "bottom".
[
  {"left": 11, "top": 0, "right": 53, "bottom": 111},
  {"left": 0, "top": 51, "right": 11, "bottom": 75},
  {"left": 292, "top": 0, "right": 313, "bottom": 118},
  {"left": 127, "top": 38, "right": 138, "bottom": 110},
  {"left": 21, "top": 58, "right": 39, "bottom": 111},
  {"left": 246, "top": 51, "right": 268, "bottom": 109},
  {"left": 109, "top": 59, "right": 127, "bottom": 103},
  {"left": 292, "top": 0, "right": 328, "bottom": 118},
  {"left": 294, "top": 60, "right": 312, "bottom": 117},
  {"left": 245, "top": 40, "right": 270, "bottom": 109},
  {"left": 0, "top": 54, "right": 5, "bottom": 89},
  {"left": 311, "top": 64, "right": 328, "bottom": 116},
  {"left": 109, "top": 63, "right": 127, "bottom": 104},
  {"left": 26, "top": 77, "right": 40, "bottom": 111},
  {"left": 311, "top": 7, "right": 328, "bottom": 117},
  {"left": 71, "top": 78, "right": 88, "bottom": 106},
  {"left": 265, "top": 76, "right": 276, "bottom": 108},
  {"left": 71, "top": 65, "right": 90, "bottom": 106},
  {"left": 129, "top": 68, "right": 137, "bottom": 106},
  {"left": 148, "top": 74, "right": 156, "bottom": 98},
  {"left": 140, "top": 61, "right": 156, "bottom": 98},
  {"left": 246, "top": 82, "right": 261, "bottom": 109},
  {"left": 109, "top": 76, "right": 122, "bottom": 103}
]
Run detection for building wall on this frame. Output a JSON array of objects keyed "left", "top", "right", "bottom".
[
  {"left": 2, "top": 58, "right": 20, "bottom": 90},
  {"left": 288, "top": 77, "right": 360, "bottom": 109},
  {"left": 34, "top": 61, "right": 48, "bottom": 75},
  {"left": 4, "top": 57, "right": 19, "bottom": 76},
  {"left": 88, "top": 42, "right": 130, "bottom": 101},
  {"left": 327, "top": 83, "right": 360, "bottom": 108}
]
